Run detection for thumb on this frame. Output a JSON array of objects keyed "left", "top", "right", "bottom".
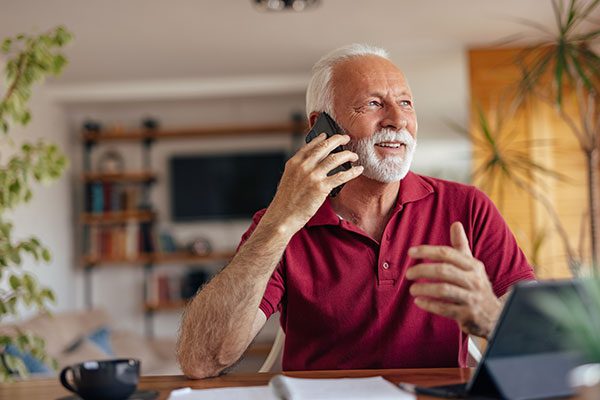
[{"left": 450, "top": 221, "right": 472, "bottom": 257}]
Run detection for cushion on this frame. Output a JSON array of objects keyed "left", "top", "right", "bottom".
[
  {"left": 87, "top": 327, "right": 114, "bottom": 356},
  {"left": 5, "top": 326, "right": 116, "bottom": 373},
  {"left": 0, "top": 309, "right": 111, "bottom": 356},
  {"left": 65, "top": 326, "right": 115, "bottom": 356},
  {"left": 110, "top": 330, "right": 164, "bottom": 374},
  {"left": 58, "top": 339, "right": 111, "bottom": 369}
]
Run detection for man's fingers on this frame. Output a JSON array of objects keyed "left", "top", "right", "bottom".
[
  {"left": 316, "top": 150, "right": 358, "bottom": 176},
  {"left": 297, "top": 132, "right": 328, "bottom": 155},
  {"left": 325, "top": 164, "right": 364, "bottom": 187},
  {"left": 300, "top": 134, "right": 351, "bottom": 166},
  {"left": 410, "top": 282, "right": 471, "bottom": 304},
  {"left": 405, "top": 263, "right": 473, "bottom": 289},
  {"left": 450, "top": 221, "right": 472, "bottom": 256},
  {"left": 408, "top": 245, "right": 476, "bottom": 271}
]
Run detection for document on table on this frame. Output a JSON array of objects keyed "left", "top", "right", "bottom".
[{"left": 168, "top": 375, "right": 415, "bottom": 400}]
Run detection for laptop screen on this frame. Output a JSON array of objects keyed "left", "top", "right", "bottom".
[
  {"left": 467, "top": 279, "right": 588, "bottom": 393},
  {"left": 485, "top": 280, "right": 583, "bottom": 358}
]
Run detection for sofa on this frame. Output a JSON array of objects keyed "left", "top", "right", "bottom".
[{"left": 0, "top": 309, "right": 180, "bottom": 377}]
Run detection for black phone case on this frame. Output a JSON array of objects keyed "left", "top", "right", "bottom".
[{"left": 305, "top": 112, "right": 352, "bottom": 197}]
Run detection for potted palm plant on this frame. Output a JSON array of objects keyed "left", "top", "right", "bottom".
[
  {"left": 487, "top": 2, "right": 600, "bottom": 396},
  {"left": 511, "top": 0, "right": 600, "bottom": 272}
]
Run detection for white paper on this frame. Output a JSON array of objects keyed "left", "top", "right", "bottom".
[
  {"left": 167, "top": 385, "right": 276, "bottom": 400},
  {"left": 269, "top": 375, "right": 415, "bottom": 400},
  {"left": 167, "top": 376, "right": 415, "bottom": 400}
]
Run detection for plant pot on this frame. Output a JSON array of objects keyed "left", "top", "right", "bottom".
[{"left": 569, "top": 363, "right": 600, "bottom": 400}]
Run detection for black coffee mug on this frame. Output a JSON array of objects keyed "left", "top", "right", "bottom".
[{"left": 59, "top": 358, "right": 140, "bottom": 400}]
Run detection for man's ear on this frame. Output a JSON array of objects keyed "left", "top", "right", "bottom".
[{"left": 308, "top": 112, "right": 320, "bottom": 129}]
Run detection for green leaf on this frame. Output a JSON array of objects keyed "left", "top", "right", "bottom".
[
  {"left": 1, "top": 38, "right": 10, "bottom": 53},
  {"left": 9, "top": 275, "right": 21, "bottom": 290},
  {"left": 3, "top": 354, "right": 28, "bottom": 378},
  {"left": 9, "top": 250, "right": 21, "bottom": 265},
  {"left": 40, "top": 288, "right": 55, "bottom": 303},
  {"left": 41, "top": 248, "right": 51, "bottom": 262},
  {"left": 20, "top": 110, "right": 31, "bottom": 125},
  {"left": 23, "top": 273, "right": 36, "bottom": 293},
  {"left": 51, "top": 54, "right": 67, "bottom": 74},
  {"left": 7, "top": 297, "right": 17, "bottom": 314}
]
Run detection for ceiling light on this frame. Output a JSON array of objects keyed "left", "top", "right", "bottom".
[{"left": 253, "top": 0, "right": 321, "bottom": 12}]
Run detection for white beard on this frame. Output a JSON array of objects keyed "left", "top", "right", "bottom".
[{"left": 346, "top": 128, "right": 417, "bottom": 183}]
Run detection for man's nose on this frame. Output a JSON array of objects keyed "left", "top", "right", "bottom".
[{"left": 380, "top": 104, "right": 407, "bottom": 130}]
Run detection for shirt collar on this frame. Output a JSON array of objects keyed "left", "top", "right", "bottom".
[{"left": 306, "top": 171, "right": 434, "bottom": 227}]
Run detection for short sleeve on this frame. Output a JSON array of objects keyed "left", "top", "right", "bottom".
[
  {"left": 468, "top": 188, "right": 536, "bottom": 297},
  {"left": 237, "top": 209, "right": 286, "bottom": 319}
]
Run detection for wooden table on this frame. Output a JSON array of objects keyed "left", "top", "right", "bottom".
[{"left": 0, "top": 368, "right": 472, "bottom": 399}]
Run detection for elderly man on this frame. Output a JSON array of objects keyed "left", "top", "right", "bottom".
[{"left": 177, "top": 44, "right": 535, "bottom": 378}]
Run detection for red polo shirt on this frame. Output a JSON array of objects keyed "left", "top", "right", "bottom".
[{"left": 240, "top": 172, "right": 535, "bottom": 370}]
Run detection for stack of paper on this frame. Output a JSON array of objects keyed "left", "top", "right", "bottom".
[{"left": 168, "top": 376, "right": 415, "bottom": 400}]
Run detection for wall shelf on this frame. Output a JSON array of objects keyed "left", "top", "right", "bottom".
[
  {"left": 82, "top": 171, "right": 157, "bottom": 183},
  {"left": 82, "top": 251, "right": 235, "bottom": 267},
  {"left": 81, "top": 210, "right": 156, "bottom": 224},
  {"left": 79, "top": 119, "right": 302, "bottom": 338},
  {"left": 83, "top": 121, "right": 305, "bottom": 143}
]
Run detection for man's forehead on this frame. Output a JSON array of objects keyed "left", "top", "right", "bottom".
[{"left": 332, "top": 56, "right": 411, "bottom": 96}]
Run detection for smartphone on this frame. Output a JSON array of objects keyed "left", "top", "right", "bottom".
[{"left": 305, "top": 112, "right": 352, "bottom": 197}]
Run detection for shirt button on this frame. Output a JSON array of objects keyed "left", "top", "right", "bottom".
[{"left": 382, "top": 262, "right": 390, "bottom": 270}]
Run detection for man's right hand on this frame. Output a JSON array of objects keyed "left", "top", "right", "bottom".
[{"left": 262, "top": 132, "right": 363, "bottom": 235}]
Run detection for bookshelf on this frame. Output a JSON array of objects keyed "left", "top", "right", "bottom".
[
  {"left": 82, "top": 171, "right": 157, "bottom": 183},
  {"left": 80, "top": 120, "right": 304, "bottom": 337},
  {"left": 82, "top": 250, "right": 235, "bottom": 267}
]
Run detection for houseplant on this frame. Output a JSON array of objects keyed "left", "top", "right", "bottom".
[
  {"left": 480, "top": 2, "right": 600, "bottom": 395},
  {"left": 510, "top": 0, "right": 600, "bottom": 272},
  {"left": 0, "top": 26, "right": 71, "bottom": 380},
  {"left": 468, "top": 0, "right": 600, "bottom": 276}
]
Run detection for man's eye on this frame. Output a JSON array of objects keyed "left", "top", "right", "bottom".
[
  {"left": 368, "top": 101, "right": 381, "bottom": 107},
  {"left": 400, "top": 100, "right": 413, "bottom": 108}
]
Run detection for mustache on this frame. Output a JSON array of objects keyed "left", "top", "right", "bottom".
[{"left": 349, "top": 128, "right": 417, "bottom": 149}]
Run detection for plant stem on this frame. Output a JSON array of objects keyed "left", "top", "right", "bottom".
[
  {"left": 510, "top": 169, "right": 581, "bottom": 273},
  {"left": 587, "top": 147, "right": 599, "bottom": 271},
  {"left": 0, "top": 52, "right": 27, "bottom": 121}
]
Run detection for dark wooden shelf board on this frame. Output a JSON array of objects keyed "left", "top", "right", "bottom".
[
  {"left": 83, "top": 171, "right": 157, "bottom": 183},
  {"left": 82, "top": 251, "right": 235, "bottom": 267},
  {"left": 83, "top": 122, "right": 306, "bottom": 143},
  {"left": 81, "top": 210, "right": 156, "bottom": 224}
]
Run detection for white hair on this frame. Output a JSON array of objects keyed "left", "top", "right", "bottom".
[{"left": 306, "top": 43, "right": 390, "bottom": 119}]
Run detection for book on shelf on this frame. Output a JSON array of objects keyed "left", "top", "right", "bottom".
[
  {"left": 146, "top": 269, "right": 211, "bottom": 306},
  {"left": 85, "top": 181, "right": 141, "bottom": 213},
  {"left": 147, "top": 273, "right": 182, "bottom": 305},
  {"left": 83, "top": 221, "right": 156, "bottom": 261}
]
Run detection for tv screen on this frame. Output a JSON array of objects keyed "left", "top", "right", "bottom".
[{"left": 170, "top": 152, "right": 287, "bottom": 221}]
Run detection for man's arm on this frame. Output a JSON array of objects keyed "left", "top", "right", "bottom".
[{"left": 177, "top": 133, "right": 362, "bottom": 379}]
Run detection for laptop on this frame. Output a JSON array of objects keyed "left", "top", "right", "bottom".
[{"left": 405, "top": 280, "right": 589, "bottom": 399}]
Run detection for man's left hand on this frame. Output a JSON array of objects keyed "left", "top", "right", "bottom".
[{"left": 406, "top": 221, "right": 501, "bottom": 338}]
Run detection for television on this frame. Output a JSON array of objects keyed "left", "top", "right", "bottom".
[{"left": 169, "top": 151, "right": 287, "bottom": 221}]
